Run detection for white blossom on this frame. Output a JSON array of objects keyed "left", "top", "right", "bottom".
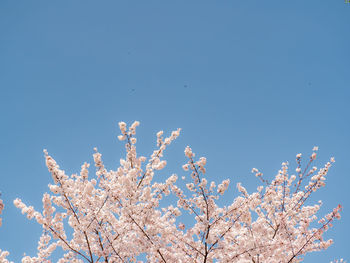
[{"left": 0, "top": 122, "right": 343, "bottom": 263}]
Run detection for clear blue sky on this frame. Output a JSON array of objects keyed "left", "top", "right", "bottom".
[{"left": 0, "top": 1, "right": 349, "bottom": 262}]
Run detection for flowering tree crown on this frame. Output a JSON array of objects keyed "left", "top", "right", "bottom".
[{"left": 0, "top": 121, "right": 342, "bottom": 262}]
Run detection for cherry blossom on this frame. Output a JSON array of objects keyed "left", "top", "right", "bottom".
[{"left": 0, "top": 122, "right": 343, "bottom": 262}]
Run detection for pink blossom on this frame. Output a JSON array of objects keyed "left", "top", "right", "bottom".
[{"left": 0, "top": 122, "right": 343, "bottom": 262}]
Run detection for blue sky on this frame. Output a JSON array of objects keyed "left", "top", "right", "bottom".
[{"left": 0, "top": 0, "right": 349, "bottom": 262}]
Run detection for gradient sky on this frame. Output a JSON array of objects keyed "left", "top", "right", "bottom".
[{"left": 0, "top": 1, "right": 349, "bottom": 262}]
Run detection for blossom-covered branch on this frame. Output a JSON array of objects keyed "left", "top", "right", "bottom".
[{"left": 0, "top": 121, "right": 343, "bottom": 262}]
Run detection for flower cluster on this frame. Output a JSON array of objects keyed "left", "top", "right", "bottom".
[{"left": 0, "top": 122, "right": 343, "bottom": 262}]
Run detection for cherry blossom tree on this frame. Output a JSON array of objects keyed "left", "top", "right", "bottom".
[{"left": 0, "top": 121, "right": 343, "bottom": 262}]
